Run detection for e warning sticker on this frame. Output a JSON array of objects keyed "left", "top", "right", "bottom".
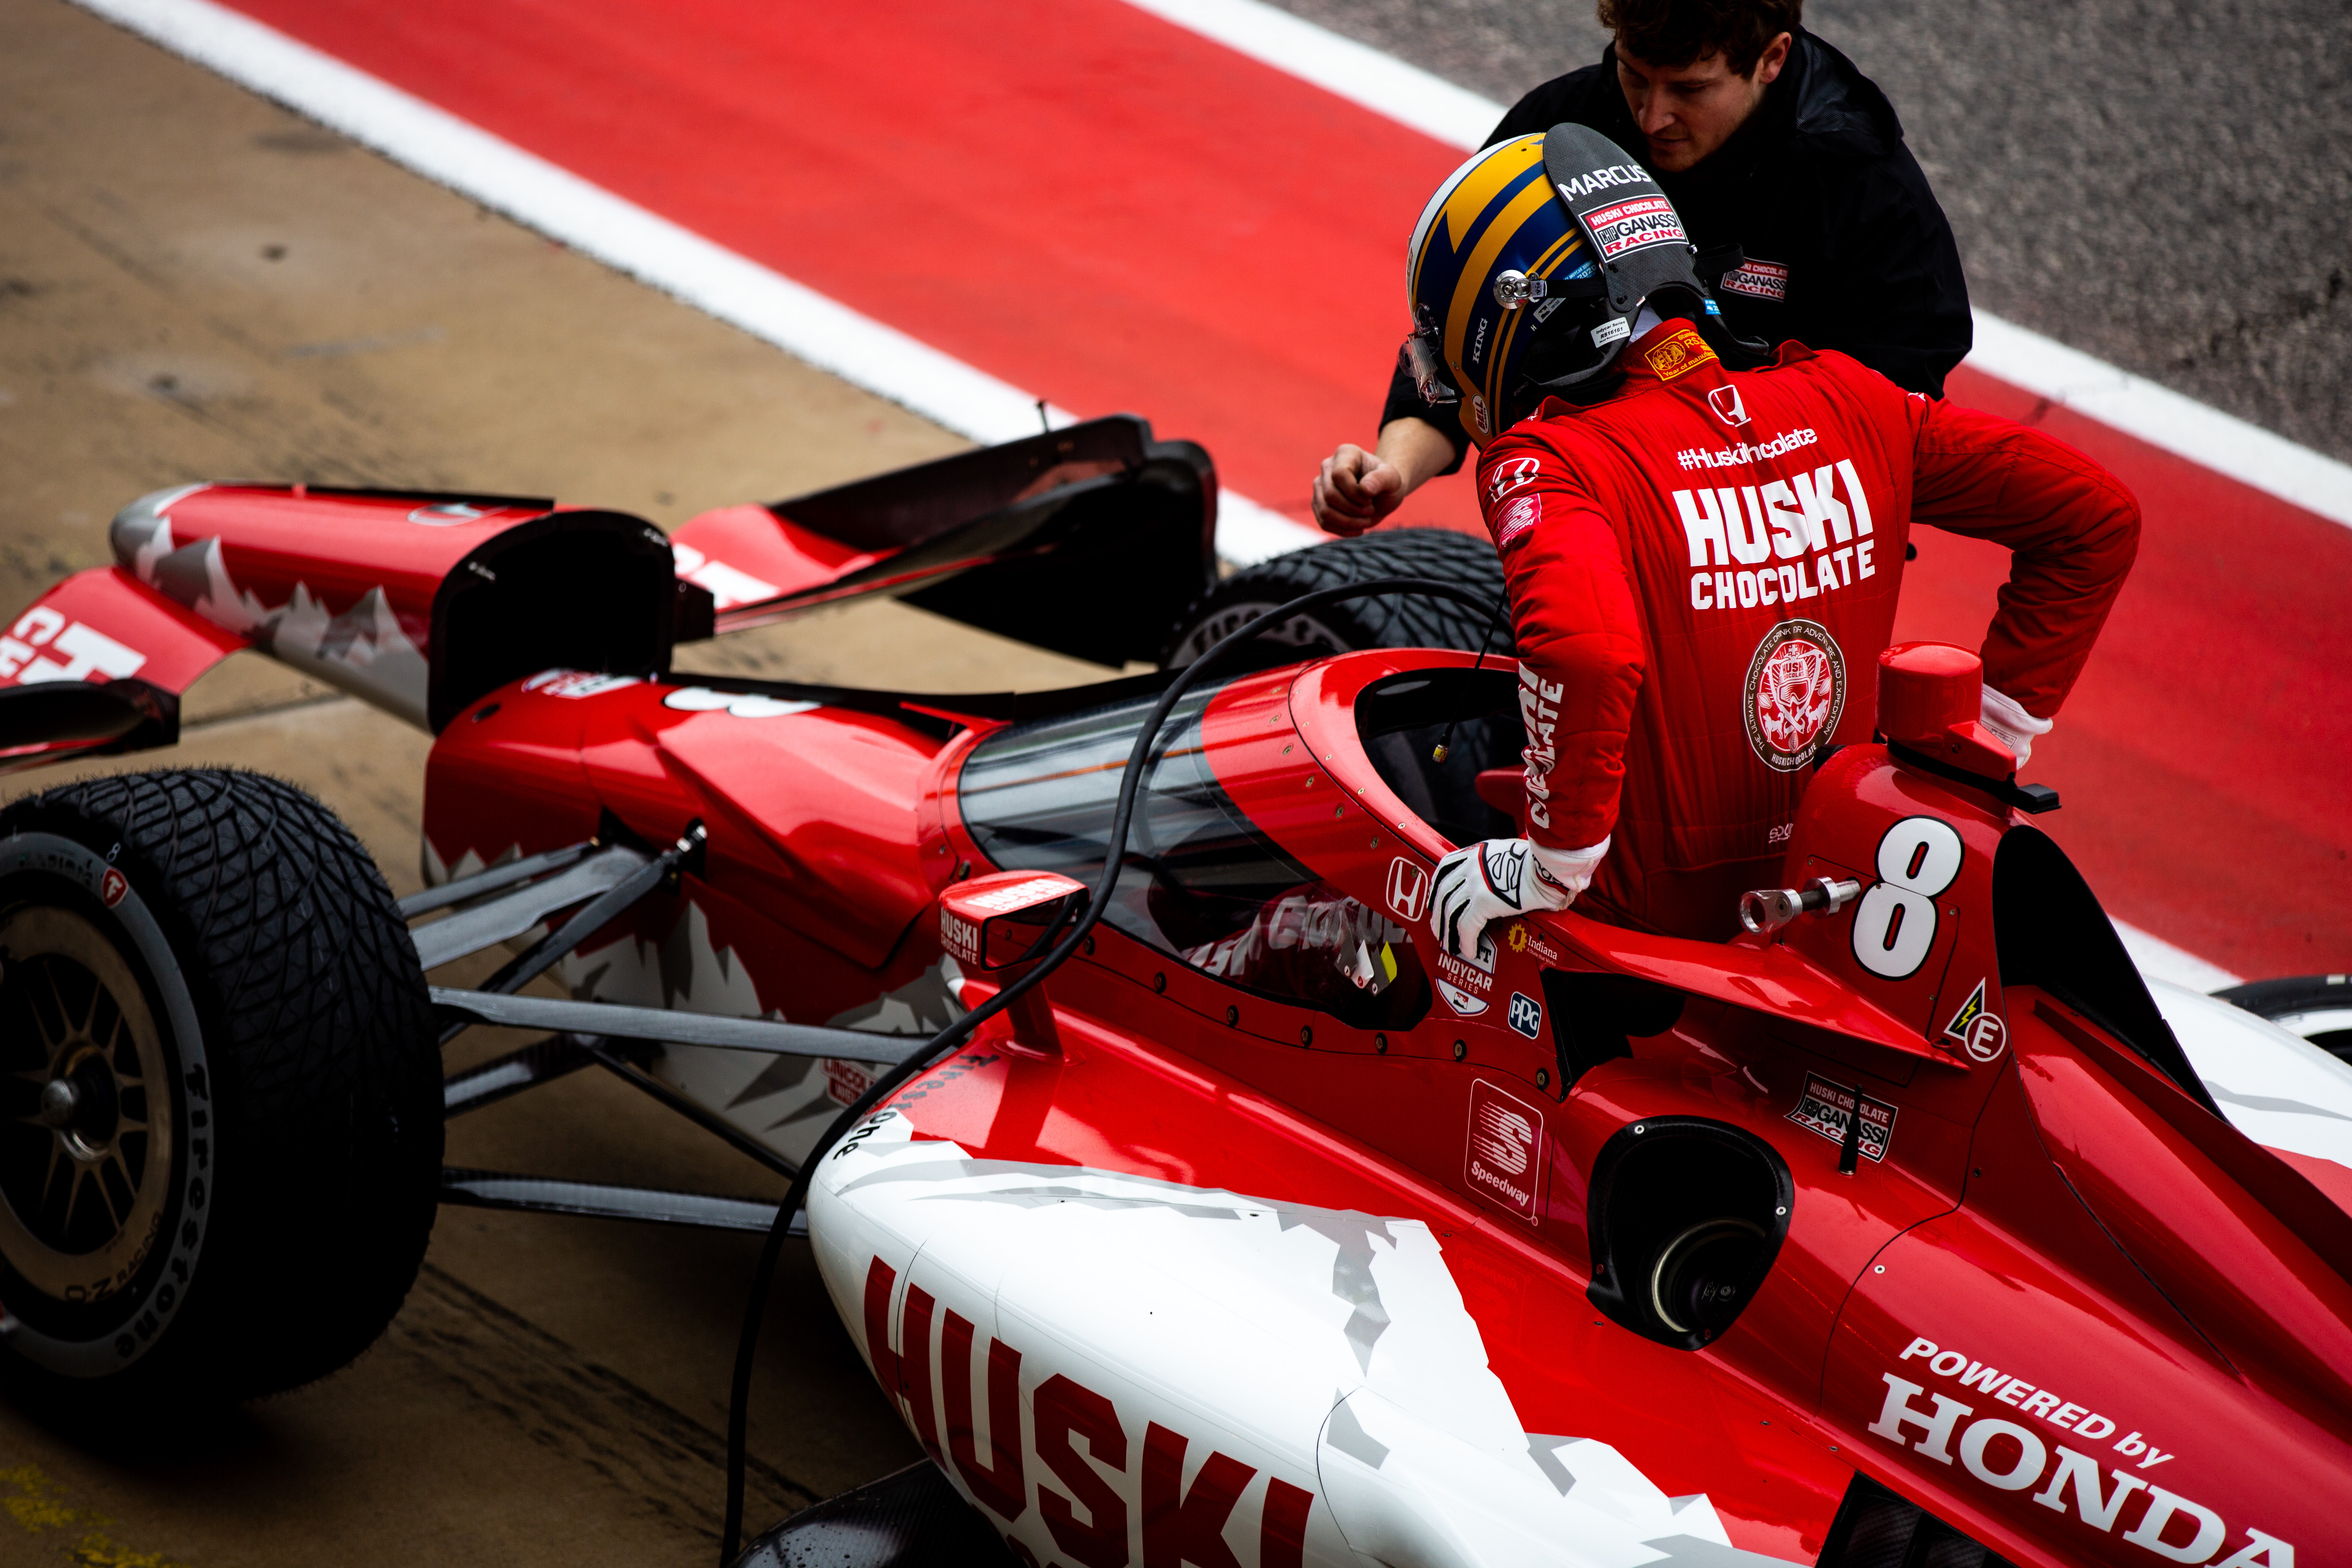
[{"left": 1787, "top": 1071, "right": 1896, "bottom": 1164}]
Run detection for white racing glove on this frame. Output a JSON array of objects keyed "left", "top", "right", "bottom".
[
  {"left": 1979, "top": 684, "right": 2053, "bottom": 771},
  {"left": 1430, "top": 837, "right": 1609, "bottom": 960}
]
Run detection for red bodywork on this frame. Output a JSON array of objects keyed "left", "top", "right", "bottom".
[
  {"left": 421, "top": 645, "right": 2347, "bottom": 1565},
  {"left": 3, "top": 438, "right": 2334, "bottom": 1562}
]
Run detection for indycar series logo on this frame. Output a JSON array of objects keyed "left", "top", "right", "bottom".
[
  {"left": 1744, "top": 619, "right": 1846, "bottom": 771},
  {"left": 1465, "top": 1080, "right": 1545, "bottom": 1222}
]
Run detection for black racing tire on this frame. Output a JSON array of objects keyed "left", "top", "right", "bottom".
[
  {"left": 0, "top": 769, "right": 440, "bottom": 1418},
  {"left": 2214, "top": 974, "right": 2352, "bottom": 1064},
  {"left": 1157, "top": 526, "right": 1511, "bottom": 670}
]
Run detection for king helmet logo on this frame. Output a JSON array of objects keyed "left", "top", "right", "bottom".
[
  {"left": 1386, "top": 857, "right": 1430, "bottom": 923},
  {"left": 1706, "top": 383, "right": 1751, "bottom": 428},
  {"left": 1743, "top": 619, "right": 1846, "bottom": 772}
]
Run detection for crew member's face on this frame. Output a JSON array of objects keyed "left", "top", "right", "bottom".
[{"left": 1614, "top": 32, "right": 1790, "bottom": 173}]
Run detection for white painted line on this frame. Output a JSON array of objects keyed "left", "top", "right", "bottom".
[
  {"left": 2116, "top": 920, "right": 2243, "bottom": 995},
  {"left": 1120, "top": 0, "right": 1499, "bottom": 149},
  {"left": 1965, "top": 312, "right": 2352, "bottom": 531},
  {"left": 1126, "top": 0, "right": 2352, "bottom": 534},
  {"left": 71, "top": 0, "right": 1326, "bottom": 563}
]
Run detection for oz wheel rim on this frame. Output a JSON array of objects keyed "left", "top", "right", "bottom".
[{"left": 0, "top": 904, "right": 175, "bottom": 1306}]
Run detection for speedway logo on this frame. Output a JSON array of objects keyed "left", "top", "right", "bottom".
[
  {"left": 1674, "top": 425, "right": 1817, "bottom": 470},
  {"left": 1871, "top": 1340, "right": 2289, "bottom": 1566},
  {"left": 1465, "top": 1080, "right": 1545, "bottom": 1222}
]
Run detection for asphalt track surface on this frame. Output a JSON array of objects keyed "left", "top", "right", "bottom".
[
  {"left": 97, "top": 0, "right": 2349, "bottom": 975},
  {"left": 0, "top": 0, "right": 2343, "bottom": 1561}
]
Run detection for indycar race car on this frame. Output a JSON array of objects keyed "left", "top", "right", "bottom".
[{"left": 0, "top": 415, "right": 2345, "bottom": 1568}]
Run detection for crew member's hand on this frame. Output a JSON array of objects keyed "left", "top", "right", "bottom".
[
  {"left": 1313, "top": 444, "right": 1404, "bottom": 536},
  {"left": 1429, "top": 836, "right": 1609, "bottom": 960}
]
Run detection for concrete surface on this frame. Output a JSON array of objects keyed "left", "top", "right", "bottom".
[
  {"left": 0, "top": 0, "right": 1119, "bottom": 1561},
  {"left": 1268, "top": 0, "right": 2352, "bottom": 464}
]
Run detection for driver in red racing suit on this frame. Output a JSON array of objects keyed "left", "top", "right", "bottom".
[
  {"left": 1443, "top": 320, "right": 2137, "bottom": 946},
  {"left": 1406, "top": 127, "right": 2137, "bottom": 952}
]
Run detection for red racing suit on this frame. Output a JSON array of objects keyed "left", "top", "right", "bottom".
[{"left": 1476, "top": 320, "right": 2139, "bottom": 940}]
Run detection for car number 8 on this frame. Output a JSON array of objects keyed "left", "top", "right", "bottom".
[{"left": 1851, "top": 817, "right": 1963, "bottom": 980}]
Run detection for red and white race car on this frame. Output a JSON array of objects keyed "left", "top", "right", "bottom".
[{"left": 0, "top": 417, "right": 2343, "bottom": 1567}]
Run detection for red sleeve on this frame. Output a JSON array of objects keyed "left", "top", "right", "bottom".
[
  {"left": 1908, "top": 397, "right": 2140, "bottom": 717},
  {"left": 1477, "top": 434, "right": 1646, "bottom": 853}
]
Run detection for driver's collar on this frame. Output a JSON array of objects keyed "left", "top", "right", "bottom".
[{"left": 1615, "top": 316, "right": 1723, "bottom": 389}]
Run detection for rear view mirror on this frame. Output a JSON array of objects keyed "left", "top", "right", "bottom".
[{"left": 938, "top": 870, "right": 1089, "bottom": 971}]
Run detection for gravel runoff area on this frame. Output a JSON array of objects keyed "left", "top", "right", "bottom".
[{"left": 1269, "top": 0, "right": 2352, "bottom": 465}]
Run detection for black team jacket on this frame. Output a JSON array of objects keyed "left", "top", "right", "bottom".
[{"left": 1384, "top": 29, "right": 1972, "bottom": 467}]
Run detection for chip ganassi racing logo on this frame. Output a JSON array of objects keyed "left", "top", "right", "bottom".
[{"left": 1743, "top": 619, "right": 1845, "bottom": 771}]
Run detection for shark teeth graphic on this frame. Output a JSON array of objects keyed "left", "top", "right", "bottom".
[
  {"left": 119, "top": 512, "right": 432, "bottom": 728},
  {"left": 267, "top": 584, "right": 431, "bottom": 727}
]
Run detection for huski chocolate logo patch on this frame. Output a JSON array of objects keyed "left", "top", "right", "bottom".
[{"left": 1744, "top": 618, "right": 1846, "bottom": 771}]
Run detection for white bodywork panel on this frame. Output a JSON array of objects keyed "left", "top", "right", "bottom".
[
  {"left": 809, "top": 1111, "right": 1798, "bottom": 1568},
  {"left": 2152, "top": 979, "right": 2352, "bottom": 1182}
]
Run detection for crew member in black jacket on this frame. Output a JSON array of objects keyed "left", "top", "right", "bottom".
[{"left": 1314, "top": 0, "right": 1971, "bottom": 535}]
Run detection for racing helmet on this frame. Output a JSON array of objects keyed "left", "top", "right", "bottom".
[{"left": 1402, "top": 124, "right": 1763, "bottom": 442}]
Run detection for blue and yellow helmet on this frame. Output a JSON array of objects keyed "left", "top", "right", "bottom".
[{"left": 1403, "top": 125, "right": 1733, "bottom": 442}]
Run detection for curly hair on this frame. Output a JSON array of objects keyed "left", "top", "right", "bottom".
[{"left": 1596, "top": 0, "right": 1801, "bottom": 74}]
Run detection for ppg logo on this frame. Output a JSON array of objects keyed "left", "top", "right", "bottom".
[{"left": 1507, "top": 991, "right": 1543, "bottom": 1039}]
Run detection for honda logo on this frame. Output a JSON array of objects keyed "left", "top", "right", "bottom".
[
  {"left": 1386, "top": 857, "right": 1430, "bottom": 922},
  {"left": 1707, "top": 383, "right": 1750, "bottom": 428}
]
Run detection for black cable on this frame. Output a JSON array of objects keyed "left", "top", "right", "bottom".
[
  {"left": 1430, "top": 592, "right": 1512, "bottom": 764},
  {"left": 716, "top": 575, "right": 1502, "bottom": 1564}
]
